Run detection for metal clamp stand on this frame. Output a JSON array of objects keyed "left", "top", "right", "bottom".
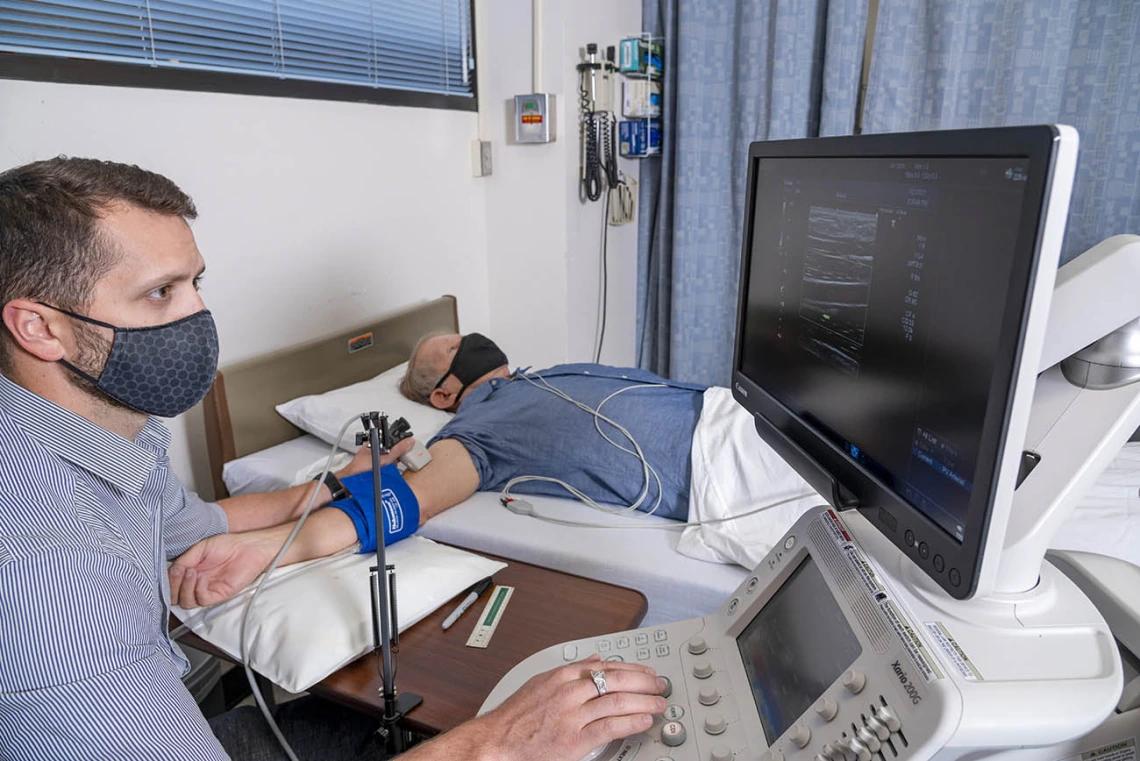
[{"left": 356, "top": 412, "right": 423, "bottom": 753}]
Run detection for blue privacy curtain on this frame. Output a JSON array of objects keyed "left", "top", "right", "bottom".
[
  {"left": 863, "top": 1, "right": 1140, "bottom": 264},
  {"left": 637, "top": 0, "right": 867, "bottom": 384}
]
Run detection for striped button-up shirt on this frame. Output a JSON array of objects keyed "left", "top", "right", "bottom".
[{"left": 0, "top": 373, "right": 231, "bottom": 759}]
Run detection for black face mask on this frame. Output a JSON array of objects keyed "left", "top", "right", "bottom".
[{"left": 435, "top": 333, "right": 508, "bottom": 400}]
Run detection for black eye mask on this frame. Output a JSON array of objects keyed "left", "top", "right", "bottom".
[{"left": 435, "top": 333, "right": 508, "bottom": 399}]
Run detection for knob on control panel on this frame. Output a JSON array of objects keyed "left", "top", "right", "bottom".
[
  {"left": 866, "top": 716, "right": 890, "bottom": 741},
  {"left": 762, "top": 751, "right": 785, "bottom": 761},
  {"left": 698, "top": 686, "right": 720, "bottom": 706},
  {"left": 704, "top": 714, "right": 727, "bottom": 736},
  {"left": 848, "top": 738, "right": 872, "bottom": 761},
  {"left": 788, "top": 724, "right": 811, "bottom": 748},
  {"left": 688, "top": 636, "right": 708, "bottom": 655},
  {"left": 842, "top": 670, "right": 866, "bottom": 694},
  {"left": 692, "top": 658, "right": 714, "bottom": 679},
  {"left": 821, "top": 743, "right": 844, "bottom": 761},
  {"left": 856, "top": 726, "right": 881, "bottom": 753},
  {"left": 659, "top": 676, "right": 673, "bottom": 698},
  {"left": 711, "top": 746, "right": 732, "bottom": 761},
  {"left": 662, "top": 721, "right": 687, "bottom": 747},
  {"left": 814, "top": 697, "right": 838, "bottom": 721},
  {"left": 875, "top": 705, "right": 901, "bottom": 732}
]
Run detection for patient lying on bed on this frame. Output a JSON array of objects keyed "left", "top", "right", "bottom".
[{"left": 171, "top": 331, "right": 816, "bottom": 608}]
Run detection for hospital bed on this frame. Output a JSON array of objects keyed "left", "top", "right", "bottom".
[
  {"left": 200, "top": 296, "right": 1140, "bottom": 628},
  {"left": 201, "top": 296, "right": 748, "bottom": 626}
]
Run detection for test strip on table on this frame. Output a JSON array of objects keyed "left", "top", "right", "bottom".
[{"left": 466, "top": 585, "right": 514, "bottom": 648}]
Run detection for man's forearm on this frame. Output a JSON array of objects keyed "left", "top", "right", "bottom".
[{"left": 217, "top": 480, "right": 333, "bottom": 533}]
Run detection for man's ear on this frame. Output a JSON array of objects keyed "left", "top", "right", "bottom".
[
  {"left": 1, "top": 300, "right": 70, "bottom": 363},
  {"left": 429, "top": 385, "right": 456, "bottom": 411}
]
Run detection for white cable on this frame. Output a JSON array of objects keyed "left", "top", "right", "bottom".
[
  {"left": 504, "top": 490, "right": 818, "bottom": 530},
  {"left": 503, "top": 370, "right": 667, "bottom": 517},
  {"left": 237, "top": 414, "right": 363, "bottom": 761}
]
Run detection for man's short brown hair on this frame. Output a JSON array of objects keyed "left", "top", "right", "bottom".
[{"left": 0, "top": 157, "right": 197, "bottom": 370}]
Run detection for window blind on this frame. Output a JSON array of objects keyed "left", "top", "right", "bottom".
[{"left": 0, "top": 0, "right": 474, "bottom": 99}]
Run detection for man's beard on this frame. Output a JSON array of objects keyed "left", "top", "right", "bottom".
[{"left": 66, "top": 320, "right": 134, "bottom": 414}]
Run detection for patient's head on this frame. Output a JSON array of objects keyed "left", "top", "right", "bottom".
[{"left": 400, "top": 332, "right": 509, "bottom": 411}]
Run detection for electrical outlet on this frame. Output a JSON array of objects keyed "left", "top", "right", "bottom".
[{"left": 472, "top": 140, "right": 493, "bottom": 177}]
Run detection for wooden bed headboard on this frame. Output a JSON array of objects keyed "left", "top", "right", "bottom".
[{"left": 202, "top": 295, "right": 459, "bottom": 499}]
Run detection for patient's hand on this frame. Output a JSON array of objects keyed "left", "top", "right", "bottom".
[
  {"left": 339, "top": 436, "right": 415, "bottom": 479},
  {"left": 169, "top": 531, "right": 277, "bottom": 609}
]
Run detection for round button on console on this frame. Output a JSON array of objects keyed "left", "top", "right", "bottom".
[
  {"left": 698, "top": 686, "right": 721, "bottom": 706},
  {"left": 949, "top": 568, "right": 962, "bottom": 587},
  {"left": 692, "top": 658, "right": 714, "bottom": 679},
  {"left": 904, "top": 529, "right": 915, "bottom": 547},
  {"left": 665, "top": 704, "right": 685, "bottom": 721},
  {"left": 704, "top": 713, "right": 727, "bottom": 736},
  {"left": 933, "top": 554, "right": 945, "bottom": 573},
  {"left": 711, "top": 746, "right": 732, "bottom": 761},
  {"left": 918, "top": 541, "right": 930, "bottom": 560},
  {"left": 784, "top": 535, "right": 796, "bottom": 550},
  {"left": 688, "top": 636, "right": 708, "bottom": 655},
  {"left": 662, "top": 721, "right": 687, "bottom": 747},
  {"left": 788, "top": 724, "right": 811, "bottom": 748},
  {"left": 814, "top": 696, "right": 838, "bottom": 721},
  {"left": 842, "top": 669, "right": 866, "bottom": 694}
]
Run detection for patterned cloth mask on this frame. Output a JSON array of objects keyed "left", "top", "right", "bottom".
[{"left": 39, "top": 303, "right": 220, "bottom": 418}]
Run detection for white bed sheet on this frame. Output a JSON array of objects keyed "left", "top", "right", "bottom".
[{"left": 220, "top": 436, "right": 1140, "bottom": 623}]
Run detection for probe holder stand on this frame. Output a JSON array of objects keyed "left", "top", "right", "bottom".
[{"left": 358, "top": 413, "right": 422, "bottom": 752}]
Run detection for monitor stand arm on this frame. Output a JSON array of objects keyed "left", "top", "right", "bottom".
[{"left": 992, "top": 235, "right": 1140, "bottom": 596}]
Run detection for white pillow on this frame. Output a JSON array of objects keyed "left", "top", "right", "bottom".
[
  {"left": 276, "top": 362, "right": 453, "bottom": 452},
  {"left": 678, "top": 386, "right": 823, "bottom": 570},
  {"left": 172, "top": 536, "right": 506, "bottom": 693}
]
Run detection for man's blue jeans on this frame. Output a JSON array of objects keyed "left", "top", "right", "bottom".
[{"left": 209, "top": 696, "right": 389, "bottom": 760}]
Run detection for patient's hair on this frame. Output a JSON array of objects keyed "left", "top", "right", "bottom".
[
  {"left": 399, "top": 330, "right": 449, "bottom": 403},
  {"left": 0, "top": 157, "right": 197, "bottom": 371}
]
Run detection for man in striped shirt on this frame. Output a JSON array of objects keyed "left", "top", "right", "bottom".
[{"left": 0, "top": 158, "right": 665, "bottom": 760}]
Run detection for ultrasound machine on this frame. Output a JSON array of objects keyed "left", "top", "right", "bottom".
[{"left": 480, "top": 126, "right": 1140, "bottom": 761}]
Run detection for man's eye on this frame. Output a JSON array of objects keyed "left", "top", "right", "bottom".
[
  {"left": 150, "top": 285, "right": 172, "bottom": 300},
  {"left": 193, "top": 276, "right": 204, "bottom": 292}
]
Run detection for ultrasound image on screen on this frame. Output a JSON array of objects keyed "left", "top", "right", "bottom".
[
  {"left": 738, "top": 558, "right": 862, "bottom": 744},
  {"left": 798, "top": 206, "right": 878, "bottom": 375},
  {"left": 738, "top": 158, "right": 1031, "bottom": 542}
]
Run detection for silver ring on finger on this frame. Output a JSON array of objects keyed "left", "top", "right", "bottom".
[{"left": 590, "top": 669, "right": 607, "bottom": 697}]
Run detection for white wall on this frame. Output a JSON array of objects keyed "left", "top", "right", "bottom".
[
  {"left": 0, "top": 81, "right": 491, "bottom": 497},
  {"left": 476, "top": 0, "right": 641, "bottom": 369},
  {"left": 0, "top": 0, "right": 642, "bottom": 496}
]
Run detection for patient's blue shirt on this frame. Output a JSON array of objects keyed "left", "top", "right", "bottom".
[{"left": 428, "top": 363, "right": 706, "bottom": 521}]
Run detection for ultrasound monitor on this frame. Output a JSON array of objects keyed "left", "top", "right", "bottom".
[{"left": 731, "top": 126, "right": 1077, "bottom": 599}]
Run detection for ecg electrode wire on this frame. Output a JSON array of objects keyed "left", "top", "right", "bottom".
[
  {"left": 502, "top": 371, "right": 667, "bottom": 517},
  {"left": 503, "top": 490, "right": 817, "bottom": 531}
]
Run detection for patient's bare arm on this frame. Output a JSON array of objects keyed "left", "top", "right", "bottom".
[
  {"left": 169, "top": 438, "right": 479, "bottom": 608},
  {"left": 404, "top": 438, "right": 480, "bottom": 524}
]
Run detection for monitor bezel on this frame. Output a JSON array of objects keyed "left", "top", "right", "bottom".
[{"left": 730, "top": 126, "right": 1066, "bottom": 600}]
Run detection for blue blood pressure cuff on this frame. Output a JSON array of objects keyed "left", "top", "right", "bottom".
[{"left": 328, "top": 465, "right": 419, "bottom": 552}]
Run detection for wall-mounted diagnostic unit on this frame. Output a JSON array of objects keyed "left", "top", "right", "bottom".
[{"left": 513, "top": 93, "right": 555, "bottom": 144}]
